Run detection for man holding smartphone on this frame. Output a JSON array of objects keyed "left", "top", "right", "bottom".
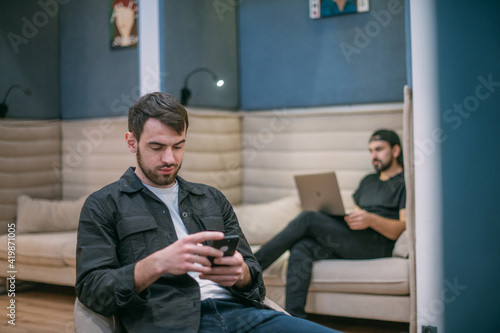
[{"left": 75, "top": 92, "right": 339, "bottom": 333}]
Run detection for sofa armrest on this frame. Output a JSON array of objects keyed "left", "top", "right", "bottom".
[
  {"left": 74, "top": 296, "right": 287, "bottom": 332},
  {"left": 74, "top": 298, "right": 123, "bottom": 333}
]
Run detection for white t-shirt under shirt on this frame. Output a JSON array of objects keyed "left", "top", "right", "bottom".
[{"left": 144, "top": 182, "right": 233, "bottom": 300}]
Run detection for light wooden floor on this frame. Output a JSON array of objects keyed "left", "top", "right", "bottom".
[
  {"left": 0, "top": 283, "right": 75, "bottom": 333},
  {"left": 0, "top": 283, "right": 408, "bottom": 333}
]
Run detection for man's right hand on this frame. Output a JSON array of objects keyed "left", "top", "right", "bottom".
[{"left": 134, "top": 231, "right": 225, "bottom": 292}]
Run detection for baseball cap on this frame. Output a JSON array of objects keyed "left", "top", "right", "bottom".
[{"left": 369, "top": 129, "right": 401, "bottom": 147}]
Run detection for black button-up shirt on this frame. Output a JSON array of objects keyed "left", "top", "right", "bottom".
[{"left": 76, "top": 167, "right": 266, "bottom": 332}]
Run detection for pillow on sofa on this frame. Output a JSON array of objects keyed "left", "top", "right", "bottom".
[
  {"left": 16, "top": 195, "right": 86, "bottom": 233},
  {"left": 392, "top": 230, "right": 409, "bottom": 258},
  {"left": 233, "top": 196, "right": 302, "bottom": 245}
]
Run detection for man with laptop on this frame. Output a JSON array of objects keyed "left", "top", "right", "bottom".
[{"left": 254, "top": 129, "right": 406, "bottom": 318}]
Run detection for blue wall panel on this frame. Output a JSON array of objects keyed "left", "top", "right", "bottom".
[
  {"left": 437, "top": 0, "right": 500, "bottom": 330},
  {"left": 0, "top": 0, "right": 60, "bottom": 119},
  {"left": 238, "top": 0, "right": 407, "bottom": 110},
  {"left": 1, "top": 1, "right": 408, "bottom": 118},
  {"left": 60, "top": 0, "right": 138, "bottom": 119},
  {"left": 160, "top": 0, "right": 239, "bottom": 109}
]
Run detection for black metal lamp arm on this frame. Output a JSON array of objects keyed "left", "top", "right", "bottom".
[
  {"left": 0, "top": 84, "right": 32, "bottom": 118},
  {"left": 183, "top": 67, "right": 218, "bottom": 87},
  {"left": 180, "top": 68, "right": 220, "bottom": 106}
]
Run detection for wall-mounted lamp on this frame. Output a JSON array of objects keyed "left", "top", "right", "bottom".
[
  {"left": 180, "top": 67, "right": 224, "bottom": 106},
  {"left": 0, "top": 84, "right": 32, "bottom": 118}
]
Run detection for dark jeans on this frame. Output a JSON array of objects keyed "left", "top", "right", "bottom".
[
  {"left": 199, "top": 298, "right": 340, "bottom": 333},
  {"left": 254, "top": 211, "right": 395, "bottom": 318}
]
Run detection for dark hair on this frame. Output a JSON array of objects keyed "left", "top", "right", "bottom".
[
  {"left": 369, "top": 129, "right": 404, "bottom": 168},
  {"left": 128, "top": 92, "right": 189, "bottom": 142}
]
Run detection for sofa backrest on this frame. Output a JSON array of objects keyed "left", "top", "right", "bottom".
[
  {"left": 60, "top": 112, "right": 243, "bottom": 204},
  {"left": 0, "top": 103, "right": 403, "bottom": 233},
  {"left": 178, "top": 110, "right": 243, "bottom": 203},
  {"left": 0, "top": 120, "right": 61, "bottom": 234},
  {"left": 60, "top": 117, "right": 134, "bottom": 200},
  {"left": 58, "top": 103, "right": 403, "bottom": 210},
  {"left": 240, "top": 103, "right": 404, "bottom": 210}
]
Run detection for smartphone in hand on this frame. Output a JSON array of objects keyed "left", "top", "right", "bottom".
[{"left": 208, "top": 235, "right": 240, "bottom": 264}]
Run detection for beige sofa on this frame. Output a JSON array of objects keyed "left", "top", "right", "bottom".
[{"left": 0, "top": 93, "right": 415, "bottom": 329}]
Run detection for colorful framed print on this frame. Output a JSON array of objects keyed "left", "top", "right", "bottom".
[
  {"left": 110, "top": 0, "right": 138, "bottom": 49},
  {"left": 310, "top": 0, "right": 369, "bottom": 19}
]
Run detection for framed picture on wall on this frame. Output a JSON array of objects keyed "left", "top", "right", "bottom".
[
  {"left": 110, "top": 0, "right": 138, "bottom": 49},
  {"left": 310, "top": 0, "right": 369, "bottom": 19}
]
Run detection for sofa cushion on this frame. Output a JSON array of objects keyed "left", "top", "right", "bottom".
[
  {"left": 309, "top": 257, "right": 409, "bottom": 295},
  {"left": 234, "top": 196, "right": 301, "bottom": 245},
  {"left": 0, "top": 231, "right": 76, "bottom": 267},
  {"left": 262, "top": 254, "right": 409, "bottom": 295},
  {"left": 16, "top": 195, "right": 85, "bottom": 233}
]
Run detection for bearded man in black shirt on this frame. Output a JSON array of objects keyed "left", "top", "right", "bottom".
[{"left": 254, "top": 129, "right": 406, "bottom": 319}]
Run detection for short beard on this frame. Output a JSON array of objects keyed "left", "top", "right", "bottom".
[
  {"left": 373, "top": 159, "right": 391, "bottom": 174},
  {"left": 136, "top": 147, "right": 182, "bottom": 186}
]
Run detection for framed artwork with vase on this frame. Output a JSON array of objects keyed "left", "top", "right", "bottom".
[
  {"left": 110, "top": 0, "right": 138, "bottom": 49},
  {"left": 310, "top": 0, "right": 369, "bottom": 19}
]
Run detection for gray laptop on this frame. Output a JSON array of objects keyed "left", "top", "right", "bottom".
[{"left": 294, "top": 172, "right": 346, "bottom": 216}]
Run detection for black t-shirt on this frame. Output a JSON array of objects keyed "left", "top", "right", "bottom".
[{"left": 352, "top": 172, "right": 406, "bottom": 220}]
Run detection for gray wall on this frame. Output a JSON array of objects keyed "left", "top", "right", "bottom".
[
  {"left": 0, "top": 0, "right": 60, "bottom": 119},
  {"left": 160, "top": 0, "right": 239, "bottom": 109},
  {"left": 238, "top": 0, "right": 407, "bottom": 110}
]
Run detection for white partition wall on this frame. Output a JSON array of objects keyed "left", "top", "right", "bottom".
[
  {"left": 139, "top": 0, "right": 160, "bottom": 95},
  {"left": 410, "top": 1, "right": 444, "bottom": 331}
]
